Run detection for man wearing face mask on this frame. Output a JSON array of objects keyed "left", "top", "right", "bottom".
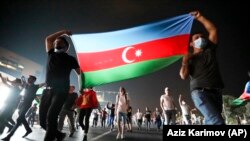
[
  {"left": 42, "top": 30, "right": 81, "bottom": 141},
  {"left": 179, "top": 11, "right": 225, "bottom": 125}
]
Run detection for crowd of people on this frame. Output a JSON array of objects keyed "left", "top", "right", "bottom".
[{"left": 1, "top": 10, "right": 248, "bottom": 141}]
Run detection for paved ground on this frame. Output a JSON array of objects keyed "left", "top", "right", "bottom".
[{"left": 0, "top": 124, "right": 162, "bottom": 141}]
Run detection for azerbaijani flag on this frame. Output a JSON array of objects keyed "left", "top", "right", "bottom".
[
  {"left": 231, "top": 81, "right": 250, "bottom": 107},
  {"left": 71, "top": 14, "right": 194, "bottom": 88}
]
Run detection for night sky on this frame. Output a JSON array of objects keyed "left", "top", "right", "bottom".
[{"left": 0, "top": 0, "right": 249, "bottom": 112}]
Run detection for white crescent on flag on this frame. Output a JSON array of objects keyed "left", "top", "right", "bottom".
[{"left": 122, "top": 46, "right": 135, "bottom": 63}]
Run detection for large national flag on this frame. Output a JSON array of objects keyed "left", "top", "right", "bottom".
[
  {"left": 231, "top": 81, "right": 250, "bottom": 107},
  {"left": 71, "top": 14, "right": 194, "bottom": 88}
]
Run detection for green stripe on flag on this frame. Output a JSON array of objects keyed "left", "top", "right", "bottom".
[
  {"left": 81, "top": 55, "right": 182, "bottom": 88},
  {"left": 231, "top": 98, "right": 247, "bottom": 107}
]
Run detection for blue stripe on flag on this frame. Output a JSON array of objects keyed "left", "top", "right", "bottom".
[{"left": 71, "top": 14, "right": 194, "bottom": 53}]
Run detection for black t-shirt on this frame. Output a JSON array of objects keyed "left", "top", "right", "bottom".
[
  {"left": 127, "top": 107, "right": 132, "bottom": 117},
  {"left": 46, "top": 49, "right": 79, "bottom": 91},
  {"left": 62, "top": 92, "right": 78, "bottom": 110},
  {"left": 107, "top": 105, "right": 115, "bottom": 117},
  {"left": 22, "top": 84, "right": 39, "bottom": 105},
  {"left": 189, "top": 42, "right": 224, "bottom": 91},
  {"left": 145, "top": 110, "right": 151, "bottom": 120}
]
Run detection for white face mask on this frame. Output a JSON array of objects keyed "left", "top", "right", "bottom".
[
  {"left": 54, "top": 46, "right": 67, "bottom": 53},
  {"left": 193, "top": 37, "right": 207, "bottom": 48}
]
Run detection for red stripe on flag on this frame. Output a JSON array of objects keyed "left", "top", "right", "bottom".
[
  {"left": 77, "top": 34, "right": 189, "bottom": 72},
  {"left": 240, "top": 92, "right": 250, "bottom": 101}
]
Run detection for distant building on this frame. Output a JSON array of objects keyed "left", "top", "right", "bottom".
[{"left": 0, "top": 47, "right": 43, "bottom": 82}]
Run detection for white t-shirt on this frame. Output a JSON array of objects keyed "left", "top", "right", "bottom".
[
  {"left": 136, "top": 112, "right": 143, "bottom": 120},
  {"left": 116, "top": 94, "right": 130, "bottom": 113},
  {"left": 160, "top": 94, "right": 175, "bottom": 110},
  {"left": 180, "top": 104, "right": 190, "bottom": 116}
]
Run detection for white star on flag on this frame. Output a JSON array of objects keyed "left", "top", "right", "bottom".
[{"left": 135, "top": 49, "right": 142, "bottom": 57}]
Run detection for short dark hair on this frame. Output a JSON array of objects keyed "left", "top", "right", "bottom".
[
  {"left": 29, "top": 75, "right": 37, "bottom": 81},
  {"left": 57, "top": 36, "right": 70, "bottom": 48}
]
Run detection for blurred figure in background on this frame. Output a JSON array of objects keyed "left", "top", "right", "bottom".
[{"left": 58, "top": 85, "right": 78, "bottom": 137}]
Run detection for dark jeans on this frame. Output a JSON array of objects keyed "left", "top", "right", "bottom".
[
  {"left": 164, "top": 110, "right": 176, "bottom": 125},
  {"left": 6, "top": 103, "right": 32, "bottom": 138},
  {"left": 155, "top": 118, "right": 162, "bottom": 129},
  {"left": 40, "top": 89, "right": 68, "bottom": 141},
  {"left": 79, "top": 108, "right": 92, "bottom": 134}
]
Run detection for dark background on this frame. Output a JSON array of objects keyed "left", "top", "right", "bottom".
[{"left": 0, "top": 0, "right": 249, "bottom": 111}]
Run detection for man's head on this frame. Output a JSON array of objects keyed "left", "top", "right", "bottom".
[
  {"left": 190, "top": 32, "right": 207, "bottom": 50},
  {"left": 119, "top": 87, "right": 126, "bottom": 94},
  {"left": 54, "top": 36, "right": 70, "bottom": 53},
  {"left": 165, "top": 87, "right": 170, "bottom": 95},
  {"left": 27, "top": 75, "right": 36, "bottom": 84}
]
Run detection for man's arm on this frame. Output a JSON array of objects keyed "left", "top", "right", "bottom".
[
  {"left": 74, "top": 68, "right": 82, "bottom": 90},
  {"left": 0, "top": 73, "right": 11, "bottom": 87},
  {"left": 160, "top": 96, "right": 164, "bottom": 111},
  {"left": 45, "top": 30, "right": 72, "bottom": 52},
  {"left": 179, "top": 54, "right": 190, "bottom": 80},
  {"left": 190, "top": 11, "right": 218, "bottom": 44},
  {"left": 178, "top": 94, "right": 182, "bottom": 106}
]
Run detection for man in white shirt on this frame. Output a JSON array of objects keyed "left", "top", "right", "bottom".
[
  {"left": 179, "top": 94, "right": 191, "bottom": 125},
  {"left": 135, "top": 108, "right": 143, "bottom": 130},
  {"left": 160, "top": 87, "right": 177, "bottom": 125}
]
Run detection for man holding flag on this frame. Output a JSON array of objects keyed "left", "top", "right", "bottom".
[
  {"left": 42, "top": 30, "right": 81, "bottom": 141},
  {"left": 179, "top": 11, "right": 225, "bottom": 125}
]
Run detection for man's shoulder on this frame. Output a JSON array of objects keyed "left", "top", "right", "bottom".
[{"left": 160, "top": 94, "right": 167, "bottom": 98}]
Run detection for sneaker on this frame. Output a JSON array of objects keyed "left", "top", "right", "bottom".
[
  {"left": 116, "top": 133, "right": 120, "bottom": 140},
  {"left": 121, "top": 134, "right": 124, "bottom": 139},
  {"left": 22, "top": 129, "right": 32, "bottom": 138},
  {"left": 83, "top": 135, "right": 87, "bottom": 141},
  {"left": 56, "top": 132, "right": 66, "bottom": 141}
]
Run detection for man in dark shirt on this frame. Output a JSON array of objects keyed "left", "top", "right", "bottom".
[
  {"left": 2, "top": 75, "right": 43, "bottom": 141},
  {"left": 42, "top": 30, "right": 80, "bottom": 141},
  {"left": 179, "top": 11, "right": 225, "bottom": 125},
  {"left": 58, "top": 85, "right": 78, "bottom": 137}
]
